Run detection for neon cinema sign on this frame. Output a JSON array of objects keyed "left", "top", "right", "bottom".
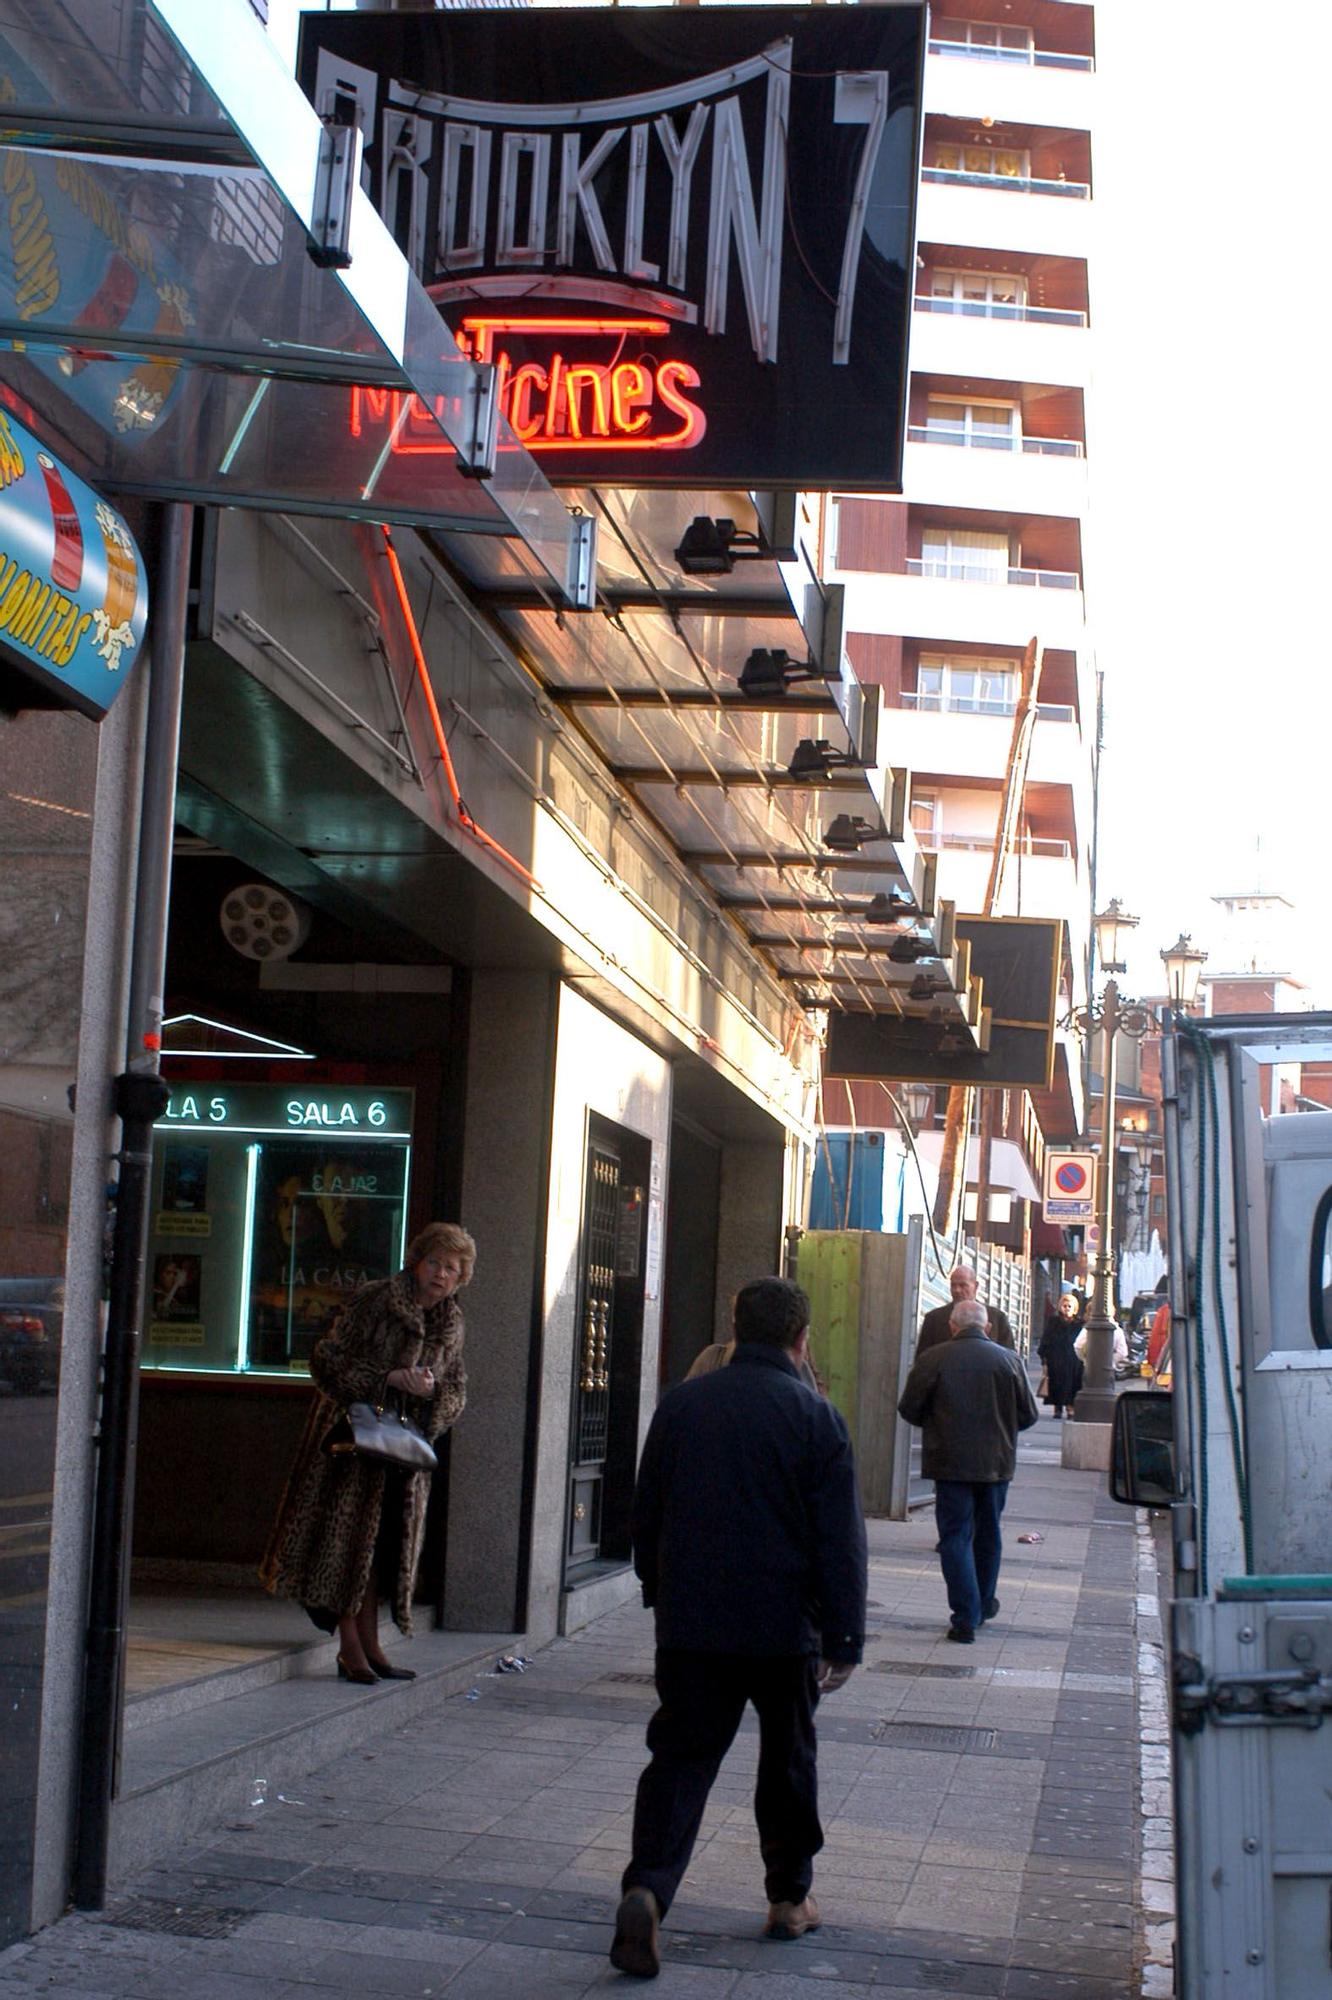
[{"left": 349, "top": 317, "right": 705, "bottom": 458}]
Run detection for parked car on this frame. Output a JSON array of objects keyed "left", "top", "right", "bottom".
[{"left": 0, "top": 1279, "right": 63, "bottom": 1395}]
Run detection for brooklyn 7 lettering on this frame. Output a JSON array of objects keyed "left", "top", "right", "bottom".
[{"left": 316, "top": 37, "right": 888, "bottom": 369}]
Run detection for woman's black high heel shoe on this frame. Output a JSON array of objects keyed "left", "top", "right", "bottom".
[
  {"left": 367, "top": 1657, "right": 416, "bottom": 1681},
  {"left": 336, "top": 1654, "right": 377, "bottom": 1686}
]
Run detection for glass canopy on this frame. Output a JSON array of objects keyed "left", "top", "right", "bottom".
[
  {"left": 0, "top": 0, "right": 985, "bottom": 1042},
  {"left": 0, "top": 0, "right": 580, "bottom": 598}
]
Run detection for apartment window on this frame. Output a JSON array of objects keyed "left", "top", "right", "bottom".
[
  {"left": 918, "top": 528, "right": 1009, "bottom": 583},
  {"left": 933, "top": 16, "right": 1034, "bottom": 60},
  {"left": 931, "top": 142, "right": 1029, "bottom": 181},
  {"left": 923, "top": 397, "right": 1019, "bottom": 451},
  {"left": 928, "top": 268, "right": 1027, "bottom": 316},
  {"left": 916, "top": 655, "right": 1016, "bottom": 716},
  {"left": 910, "top": 791, "right": 940, "bottom": 844}
]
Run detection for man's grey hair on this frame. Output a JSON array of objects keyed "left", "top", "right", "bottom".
[
  {"left": 949, "top": 1299, "right": 988, "bottom": 1334},
  {"left": 951, "top": 1263, "right": 977, "bottom": 1282}
]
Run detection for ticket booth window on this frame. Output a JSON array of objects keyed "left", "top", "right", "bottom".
[{"left": 144, "top": 1085, "right": 413, "bottom": 1375}]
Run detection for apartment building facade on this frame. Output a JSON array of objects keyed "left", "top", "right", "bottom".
[{"left": 818, "top": 0, "right": 1097, "bottom": 1261}]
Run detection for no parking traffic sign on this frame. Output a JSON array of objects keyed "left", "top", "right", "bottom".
[{"left": 1043, "top": 1150, "right": 1097, "bottom": 1222}]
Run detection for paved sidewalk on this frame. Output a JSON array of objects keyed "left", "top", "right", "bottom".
[{"left": 0, "top": 1413, "right": 1146, "bottom": 1999}]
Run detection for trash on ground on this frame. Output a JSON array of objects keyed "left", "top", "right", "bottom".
[
  {"left": 465, "top": 1686, "right": 480, "bottom": 1701},
  {"left": 1017, "top": 1533, "right": 1044, "bottom": 1544},
  {"left": 490, "top": 1654, "right": 529, "bottom": 1675},
  {"left": 248, "top": 1778, "right": 268, "bottom": 1808}
]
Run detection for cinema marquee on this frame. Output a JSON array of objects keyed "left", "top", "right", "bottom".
[{"left": 299, "top": 7, "right": 925, "bottom": 489}]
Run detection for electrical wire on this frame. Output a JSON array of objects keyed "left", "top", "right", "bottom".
[{"left": 877, "top": 1083, "right": 952, "bottom": 1280}]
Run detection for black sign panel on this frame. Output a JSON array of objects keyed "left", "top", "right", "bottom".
[
  {"left": 298, "top": 7, "right": 924, "bottom": 489},
  {"left": 825, "top": 917, "right": 1062, "bottom": 1088}
]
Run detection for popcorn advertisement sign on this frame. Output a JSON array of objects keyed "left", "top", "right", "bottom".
[{"left": 0, "top": 404, "right": 146, "bottom": 715}]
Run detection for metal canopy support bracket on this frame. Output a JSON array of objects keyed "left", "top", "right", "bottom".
[
  {"left": 309, "top": 116, "right": 363, "bottom": 270},
  {"left": 566, "top": 514, "right": 598, "bottom": 613},
  {"left": 456, "top": 366, "right": 500, "bottom": 481}
]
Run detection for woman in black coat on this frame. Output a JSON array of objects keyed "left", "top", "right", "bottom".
[{"left": 1038, "top": 1292, "right": 1084, "bottom": 1417}]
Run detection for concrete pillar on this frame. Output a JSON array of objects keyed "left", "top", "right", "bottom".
[
  {"left": 30, "top": 673, "right": 147, "bottom": 1928},
  {"left": 713, "top": 1137, "right": 787, "bottom": 1334},
  {"left": 445, "top": 970, "right": 559, "bottom": 1636}
]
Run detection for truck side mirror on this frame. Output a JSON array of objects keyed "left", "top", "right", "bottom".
[{"left": 1109, "top": 1389, "right": 1175, "bottom": 1507}]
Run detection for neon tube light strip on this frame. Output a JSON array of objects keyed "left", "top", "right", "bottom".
[
  {"left": 235, "top": 1143, "right": 259, "bottom": 1373},
  {"left": 159, "top": 1124, "right": 412, "bottom": 1140}
]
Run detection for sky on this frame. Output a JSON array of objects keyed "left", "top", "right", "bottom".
[
  {"left": 269, "top": 0, "right": 1328, "bottom": 1002},
  {"left": 1089, "top": 3, "right": 1331, "bottom": 1001}
]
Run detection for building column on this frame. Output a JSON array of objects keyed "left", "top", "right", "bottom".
[
  {"left": 444, "top": 970, "right": 559, "bottom": 1636},
  {"left": 713, "top": 1136, "right": 787, "bottom": 1333}
]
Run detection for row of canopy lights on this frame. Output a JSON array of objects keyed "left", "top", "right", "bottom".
[{"left": 671, "top": 515, "right": 965, "bottom": 1012}]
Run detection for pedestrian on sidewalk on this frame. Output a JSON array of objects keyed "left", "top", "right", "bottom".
[
  {"left": 685, "top": 1330, "right": 822, "bottom": 1393},
  {"left": 610, "top": 1277, "right": 867, "bottom": 1979},
  {"left": 897, "top": 1297, "right": 1039, "bottom": 1644},
  {"left": 259, "top": 1223, "right": 472, "bottom": 1683},
  {"left": 916, "top": 1261, "right": 1015, "bottom": 1356},
  {"left": 1037, "top": 1290, "right": 1084, "bottom": 1416}
]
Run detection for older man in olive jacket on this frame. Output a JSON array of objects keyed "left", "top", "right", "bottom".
[{"left": 898, "top": 1297, "right": 1038, "bottom": 1643}]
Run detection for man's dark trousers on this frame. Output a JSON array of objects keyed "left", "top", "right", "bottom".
[
  {"left": 934, "top": 1480, "right": 1009, "bottom": 1633},
  {"left": 623, "top": 1650, "right": 822, "bottom": 1916}
]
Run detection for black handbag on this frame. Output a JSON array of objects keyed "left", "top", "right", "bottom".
[{"left": 324, "top": 1387, "right": 438, "bottom": 1473}]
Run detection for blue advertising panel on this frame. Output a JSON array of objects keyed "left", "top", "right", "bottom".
[{"left": 0, "top": 404, "right": 147, "bottom": 715}]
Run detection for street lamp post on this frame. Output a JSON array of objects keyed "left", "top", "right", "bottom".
[
  {"left": 1067, "top": 902, "right": 1155, "bottom": 1426},
  {"left": 1161, "top": 933, "right": 1208, "bottom": 1020}
]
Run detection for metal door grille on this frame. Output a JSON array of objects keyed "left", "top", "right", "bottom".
[{"left": 575, "top": 1145, "right": 619, "bottom": 1465}]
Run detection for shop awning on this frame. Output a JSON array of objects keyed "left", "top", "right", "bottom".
[{"left": 0, "top": 0, "right": 584, "bottom": 604}]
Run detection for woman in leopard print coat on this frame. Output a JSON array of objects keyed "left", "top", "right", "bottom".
[{"left": 260, "top": 1222, "right": 472, "bottom": 1680}]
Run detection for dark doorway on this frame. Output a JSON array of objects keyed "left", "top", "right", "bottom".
[
  {"left": 565, "top": 1113, "right": 650, "bottom": 1580},
  {"left": 660, "top": 1118, "right": 722, "bottom": 1385}
]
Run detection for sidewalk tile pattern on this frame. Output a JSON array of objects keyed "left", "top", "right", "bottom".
[{"left": 0, "top": 1417, "right": 1144, "bottom": 1999}]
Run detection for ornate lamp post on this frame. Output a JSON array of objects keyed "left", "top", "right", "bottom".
[
  {"left": 1067, "top": 901, "right": 1154, "bottom": 1425},
  {"left": 1160, "top": 933, "right": 1208, "bottom": 1016}
]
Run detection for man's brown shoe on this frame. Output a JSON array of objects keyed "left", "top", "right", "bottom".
[
  {"left": 610, "top": 1887, "right": 661, "bottom": 1978},
  {"left": 764, "top": 1894, "right": 821, "bottom": 1940}
]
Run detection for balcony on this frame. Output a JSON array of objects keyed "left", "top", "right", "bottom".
[
  {"left": 907, "top": 427, "right": 1082, "bottom": 457},
  {"left": 906, "top": 557, "right": 1079, "bottom": 589},
  {"left": 916, "top": 177, "right": 1092, "bottom": 259},
  {"left": 887, "top": 701, "right": 1089, "bottom": 794},
  {"left": 902, "top": 435, "right": 1088, "bottom": 515},
  {"left": 914, "top": 295, "right": 1086, "bottom": 328},
  {"left": 910, "top": 301, "right": 1090, "bottom": 391},
  {"left": 927, "top": 40, "right": 1093, "bottom": 74},
  {"left": 913, "top": 839, "right": 1080, "bottom": 921},
  {"left": 921, "top": 166, "right": 1088, "bottom": 200},
  {"left": 901, "top": 690, "right": 1076, "bottom": 723},
  {"left": 925, "top": 47, "right": 1095, "bottom": 131},
  {"left": 918, "top": 830, "right": 1073, "bottom": 858},
  {"left": 832, "top": 567, "right": 1086, "bottom": 652}
]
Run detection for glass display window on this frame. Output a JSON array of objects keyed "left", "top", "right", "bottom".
[{"left": 144, "top": 1084, "right": 413, "bottom": 1375}]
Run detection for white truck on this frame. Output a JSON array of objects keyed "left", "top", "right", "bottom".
[{"left": 1113, "top": 1011, "right": 1332, "bottom": 1997}]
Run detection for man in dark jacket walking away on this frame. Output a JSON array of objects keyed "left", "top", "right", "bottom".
[
  {"left": 916, "top": 1261, "right": 1015, "bottom": 1355},
  {"left": 898, "top": 1298, "right": 1039, "bottom": 1644},
  {"left": 610, "top": 1278, "right": 867, "bottom": 1978}
]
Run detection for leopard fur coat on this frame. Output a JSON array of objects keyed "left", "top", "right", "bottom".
[{"left": 260, "top": 1271, "right": 465, "bottom": 1633}]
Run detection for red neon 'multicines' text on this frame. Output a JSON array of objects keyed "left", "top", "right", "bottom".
[{"left": 348, "top": 317, "right": 707, "bottom": 456}]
